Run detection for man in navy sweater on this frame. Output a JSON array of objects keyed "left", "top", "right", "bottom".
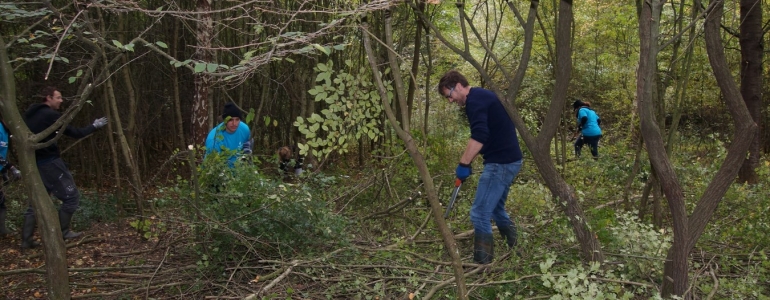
[
  {"left": 438, "top": 70, "right": 524, "bottom": 264},
  {"left": 21, "top": 86, "right": 108, "bottom": 249}
]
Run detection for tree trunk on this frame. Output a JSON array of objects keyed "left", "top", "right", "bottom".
[
  {"left": 636, "top": 0, "right": 690, "bottom": 296},
  {"left": 172, "top": 18, "right": 186, "bottom": 149},
  {"left": 191, "top": 0, "right": 213, "bottom": 144},
  {"left": 1, "top": 36, "right": 76, "bottom": 299},
  {"left": 362, "top": 22, "right": 468, "bottom": 300},
  {"left": 118, "top": 15, "right": 138, "bottom": 153},
  {"left": 102, "top": 87, "right": 123, "bottom": 212},
  {"left": 103, "top": 64, "right": 145, "bottom": 217},
  {"left": 384, "top": 9, "right": 409, "bottom": 132},
  {"left": 406, "top": 2, "right": 425, "bottom": 127},
  {"left": 656, "top": 1, "right": 759, "bottom": 296},
  {"left": 737, "top": 0, "right": 762, "bottom": 184}
]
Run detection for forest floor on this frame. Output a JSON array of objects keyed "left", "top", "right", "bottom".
[{"left": 0, "top": 220, "right": 179, "bottom": 300}]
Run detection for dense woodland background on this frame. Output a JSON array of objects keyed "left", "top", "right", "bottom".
[{"left": 1, "top": 0, "right": 769, "bottom": 299}]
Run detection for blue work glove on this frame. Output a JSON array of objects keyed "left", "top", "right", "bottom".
[
  {"left": 242, "top": 140, "right": 253, "bottom": 155},
  {"left": 455, "top": 163, "right": 472, "bottom": 182}
]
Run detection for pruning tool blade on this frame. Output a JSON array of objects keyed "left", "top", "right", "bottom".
[{"left": 443, "top": 178, "right": 463, "bottom": 219}]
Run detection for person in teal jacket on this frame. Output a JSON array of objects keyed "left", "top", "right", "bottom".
[
  {"left": 572, "top": 100, "right": 602, "bottom": 158},
  {"left": 205, "top": 102, "right": 251, "bottom": 167},
  {"left": 0, "top": 120, "right": 21, "bottom": 236}
]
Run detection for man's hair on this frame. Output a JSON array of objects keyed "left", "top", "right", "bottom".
[
  {"left": 40, "top": 86, "right": 59, "bottom": 101},
  {"left": 437, "top": 70, "right": 469, "bottom": 95}
]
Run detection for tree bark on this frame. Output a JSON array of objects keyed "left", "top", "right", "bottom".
[
  {"left": 191, "top": 0, "right": 214, "bottom": 144},
  {"left": 172, "top": 18, "right": 186, "bottom": 150},
  {"left": 737, "top": 0, "right": 762, "bottom": 184}
]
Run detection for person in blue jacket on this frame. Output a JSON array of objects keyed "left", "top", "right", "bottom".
[
  {"left": 438, "top": 70, "right": 524, "bottom": 264},
  {"left": 572, "top": 100, "right": 602, "bottom": 159},
  {"left": 0, "top": 120, "right": 21, "bottom": 236},
  {"left": 205, "top": 102, "right": 251, "bottom": 167}
]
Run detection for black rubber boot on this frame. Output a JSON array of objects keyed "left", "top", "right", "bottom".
[
  {"left": 473, "top": 233, "right": 494, "bottom": 264},
  {"left": 0, "top": 208, "right": 11, "bottom": 235},
  {"left": 497, "top": 223, "right": 518, "bottom": 248},
  {"left": 21, "top": 215, "right": 40, "bottom": 249},
  {"left": 59, "top": 210, "right": 82, "bottom": 239}
]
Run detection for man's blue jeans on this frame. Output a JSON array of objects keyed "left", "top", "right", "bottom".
[{"left": 470, "top": 160, "right": 523, "bottom": 235}]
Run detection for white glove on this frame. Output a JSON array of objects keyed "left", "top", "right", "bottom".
[
  {"left": 9, "top": 166, "right": 21, "bottom": 181},
  {"left": 92, "top": 117, "right": 108, "bottom": 129}
]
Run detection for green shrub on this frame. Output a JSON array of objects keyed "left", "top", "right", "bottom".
[{"left": 190, "top": 152, "right": 350, "bottom": 263}]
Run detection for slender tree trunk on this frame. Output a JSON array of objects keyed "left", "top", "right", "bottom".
[
  {"left": 384, "top": 9, "right": 409, "bottom": 131},
  {"left": 637, "top": 0, "right": 690, "bottom": 296},
  {"left": 362, "top": 22, "right": 468, "bottom": 300},
  {"left": 1, "top": 36, "right": 77, "bottom": 299},
  {"left": 103, "top": 87, "right": 123, "bottom": 212},
  {"left": 172, "top": 18, "right": 185, "bottom": 149},
  {"left": 118, "top": 15, "right": 138, "bottom": 153},
  {"left": 623, "top": 134, "right": 643, "bottom": 211},
  {"left": 103, "top": 59, "right": 145, "bottom": 217},
  {"left": 406, "top": 2, "right": 425, "bottom": 125},
  {"left": 737, "top": 0, "right": 762, "bottom": 184},
  {"left": 191, "top": 0, "right": 213, "bottom": 144}
]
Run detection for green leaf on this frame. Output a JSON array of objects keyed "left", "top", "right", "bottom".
[
  {"left": 76, "top": 69, "right": 83, "bottom": 77},
  {"left": 123, "top": 43, "right": 135, "bottom": 52},
  {"left": 68, "top": 77, "right": 76, "bottom": 84},
  {"left": 112, "top": 40, "right": 123, "bottom": 48},
  {"left": 285, "top": 58, "right": 295, "bottom": 63},
  {"left": 194, "top": 63, "right": 206, "bottom": 73},
  {"left": 59, "top": 57, "right": 69, "bottom": 63},
  {"left": 312, "top": 43, "right": 329, "bottom": 55},
  {"left": 155, "top": 41, "right": 168, "bottom": 49},
  {"left": 206, "top": 63, "right": 218, "bottom": 73}
]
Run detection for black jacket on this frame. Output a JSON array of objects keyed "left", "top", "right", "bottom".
[{"left": 24, "top": 103, "right": 96, "bottom": 163}]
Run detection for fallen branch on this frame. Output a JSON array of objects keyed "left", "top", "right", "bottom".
[{"left": 242, "top": 260, "right": 298, "bottom": 300}]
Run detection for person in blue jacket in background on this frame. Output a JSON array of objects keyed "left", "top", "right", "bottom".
[
  {"left": 572, "top": 99, "right": 602, "bottom": 159},
  {"left": 205, "top": 102, "right": 251, "bottom": 167}
]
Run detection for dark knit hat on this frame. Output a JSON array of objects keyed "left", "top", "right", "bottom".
[
  {"left": 572, "top": 100, "right": 586, "bottom": 110},
  {"left": 222, "top": 102, "right": 242, "bottom": 120}
]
